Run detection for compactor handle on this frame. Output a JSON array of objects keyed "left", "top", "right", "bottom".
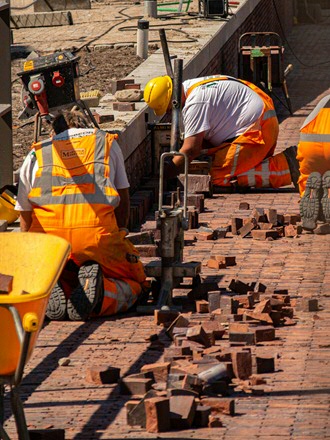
[{"left": 159, "top": 151, "right": 188, "bottom": 219}]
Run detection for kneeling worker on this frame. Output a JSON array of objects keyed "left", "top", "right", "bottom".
[
  {"left": 15, "top": 110, "right": 146, "bottom": 321},
  {"left": 297, "top": 94, "right": 330, "bottom": 230},
  {"left": 144, "top": 74, "right": 299, "bottom": 189}
]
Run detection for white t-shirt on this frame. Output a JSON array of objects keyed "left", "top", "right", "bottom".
[
  {"left": 182, "top": 75, "right": 264, "bottom": 146},
  {"left": 15, "top": 128, "right": 130, "bottom": 212}
]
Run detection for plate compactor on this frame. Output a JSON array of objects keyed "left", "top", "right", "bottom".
[{"left": 137, "top": 59, "right": 202, "bottom": 314}]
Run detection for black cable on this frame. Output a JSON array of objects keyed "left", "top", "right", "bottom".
[{"left": 272, "top": 0, "right": 330, "bottom": 68}]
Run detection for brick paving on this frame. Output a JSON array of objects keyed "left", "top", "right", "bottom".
[{"left": 4, "top": 10, "right": 330, "bottom": 440}]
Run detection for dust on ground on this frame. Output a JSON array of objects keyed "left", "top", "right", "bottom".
[{"left": 11, "top": 45, "right": 150, "bottom": 171}]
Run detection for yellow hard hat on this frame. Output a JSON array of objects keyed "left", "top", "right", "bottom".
[
  {"left": 0, "top": 190, "right": 19, "bottom": 224},
  {"left": 144, "top": 76, "right": 173, "bottom": 116}
]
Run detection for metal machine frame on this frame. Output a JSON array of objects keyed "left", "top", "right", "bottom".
[
  {"left": 137, "top": 53, "right": 202, "bottom": 314},
  {"left": 238, "top": 32, "right": 293, "bottom": 114}
]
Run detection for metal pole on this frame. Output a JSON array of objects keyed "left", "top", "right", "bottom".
[
  {"left": 159, "top": 29, "right": 174, "bottom": 78},
  {"left": 144, "top": 0, "right": 157, "bottom": 18},
  {"left": 137, "top": 19, "right": 149, "bottom": 60},
  {"left": 170, "top": 58, "right": 183, "bottom": 152}
]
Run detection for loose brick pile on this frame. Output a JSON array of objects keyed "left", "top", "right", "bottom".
[
  {"left": 231, "top": 206, "right": 302, "bottom": 239},
  {"left": 84, "top": 278, "right": 299, "bottom": 433}
]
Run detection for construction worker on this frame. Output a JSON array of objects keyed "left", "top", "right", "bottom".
[
  {"left": 15, "top": 110, "right": 146, "bottom": 321},
  {"left": 297, "top": 94, "right": 330, "bottom": 231},
  {"left": 144, "top": 74, "right": 299, "bottom": 189}
]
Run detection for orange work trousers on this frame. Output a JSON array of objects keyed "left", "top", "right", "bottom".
[
  {"left": 30, "top": 222, "right": 146, "bottom": 316},
  {"left": 208, "top": 122, "right": 291, "bottom": 188},
  {"left": 297, "top": 103, "right": 330, "bottom": 196}
]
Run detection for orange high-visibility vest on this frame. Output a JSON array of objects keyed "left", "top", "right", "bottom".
[
  {"left": 28, "top": 129, "right": 120, "bottom": 230},
  {"left": 297, "top": 95, "right": 330, "bottom": 195}
]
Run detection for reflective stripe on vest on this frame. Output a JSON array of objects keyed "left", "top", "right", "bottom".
[
  {"left": 185, "top": 76, "right": 276, "bottom": 122},
  {"left": 299, "top": 133, "right": 330, "bottom": 143},
  {"left": 29, "top": 129, "right": 119, "bottom": 207}
]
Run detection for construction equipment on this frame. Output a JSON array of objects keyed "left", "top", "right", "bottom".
[
  {"left": 0, "top": 232, "right": 70, "bottom": 440},
  {"left": 17, "top": 50, "right": 99, "bottom": 141},
  {"left": 238, "top": 32, "right": 293, "bottom": 114},
  {"left": 198, "top": 0, "right": 228, "bottom": 18},
  {"left": 137, "top": 58, "right": 202, "bottom": 314}
]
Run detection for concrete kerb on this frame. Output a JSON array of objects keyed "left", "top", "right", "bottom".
[{"left": 98, "top": 0, "right": 258, "bottom": 161}]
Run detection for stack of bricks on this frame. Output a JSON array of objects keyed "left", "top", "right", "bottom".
[
  {"left": 110, "top": 78, "right": 141, "bottom": 112},
  {"left": 230, "top": 205, "right": 302, "bottom": 239}
]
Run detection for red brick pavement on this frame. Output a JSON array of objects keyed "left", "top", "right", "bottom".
[{"left": 3, "top": 15, "right": 330, "bottom": 440}]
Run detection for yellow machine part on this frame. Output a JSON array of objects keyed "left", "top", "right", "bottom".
[
  {"left": 0, "top": 232, "right": 70, "bottom": 376},
  {"left": 0, "top": 191, "right": 20, "bottom": 224}
]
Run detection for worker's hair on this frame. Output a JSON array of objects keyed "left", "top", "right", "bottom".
[{"left": 52, "top": 109, "right": 90, "bottom": 134}]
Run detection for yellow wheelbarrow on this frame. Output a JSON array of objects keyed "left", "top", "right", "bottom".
[{"left": 0, "top": 232, "right": 70, "bottom": 440}]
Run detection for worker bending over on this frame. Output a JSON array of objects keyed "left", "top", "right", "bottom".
[
  {"left": 297, "top": 94, "right": 330, "bottom": 230},
  {"left": 144, "top": 74, "right": 299, "bottom": 189},
  {"left": 15, "top": 110, "right": 146, "bottom": 321}
]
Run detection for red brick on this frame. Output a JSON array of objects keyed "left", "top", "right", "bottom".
[
  {"left": 154, "top": 309, "right": 180, "bottom": 325},
  {"left": 239, "top": 202, "right": 250, "bottom": 210},
  {"left": 0, "top": 273, "right": 13, "bottom": 293},
  {"left": 169, "top": 395, "right": 196, "bottom": 429},
  {"left": 201, "top": 397, "right": 235, "bottom": 416},
  {"left": 231, "top": 351, "right": 252, "bottom": 379},
  {"left": 253, "top": 299, "right": 272, "bottom": 314},
  {"left": 238, "top": 219, "right": 257, "bottom": 237},
  {"left": 195, "top": 300, "right": 210, "bottom": 313},
  {"left": 113, "top": 101, "right": 136, "bottom": 111},
  {"left": 251, "top": 229, "right": 280, "bottom": 240},
  {"left": 253, "top": 326, "right": 276, "bottom": 342},
  {"left": 120, "top": 377, "right": 153, "bottom": 395},
  {"left": 194, "top": 404, "right": 211, "bottom": 427},
  {"left": 141, "top": 362, "right": 171, "bottom": 383},
  {"left": 145, "top": 397, "right": 171, "bottom": 433},
  {"left": 86, "top": 365, "right": 120, "bottom": 384},
  {"left": 231, "top": 217, "right": 243, "bottom": 235},
  {"left": 256, "top": 356, "right": 275, "bottom": 374},
  {"left": 186, "top": 325, "right": 211, "bottom": 347}
]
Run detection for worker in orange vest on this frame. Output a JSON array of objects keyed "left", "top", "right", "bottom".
[
  {"left": 297, "top": 94, "right": 330, "bottom": 231},
  {"left": 144, "top": 74, "right": 299, "bottom": 190},
  {"left": 15, "top": 110, "right": 146, "bottom": 321}
]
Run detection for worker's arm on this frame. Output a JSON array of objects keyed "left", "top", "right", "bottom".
[
  {"left": 166, "top": 131, "right": 205, "bottom": 178},
  {"left": 19, "top": 211, "right": 32, "bottom": 232},
  {"left": 115, "top": 187, "right": 130, "bottom": 229}
]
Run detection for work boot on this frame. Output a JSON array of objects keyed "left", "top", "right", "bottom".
[
  {"left": 300, "top": 172, "right": 322, "bottom": 231},
  {"left": 46, "top": 282, "right": 67, "bottom": 321},
  {"left": 283, "top": 145, "right": 299, "bottom": 191},
  {"left": 67, "top": 261, "right": 104, "bottom": 321},
  {"left": 321, "top": 170, "right": 330, "bottom": 223}
]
